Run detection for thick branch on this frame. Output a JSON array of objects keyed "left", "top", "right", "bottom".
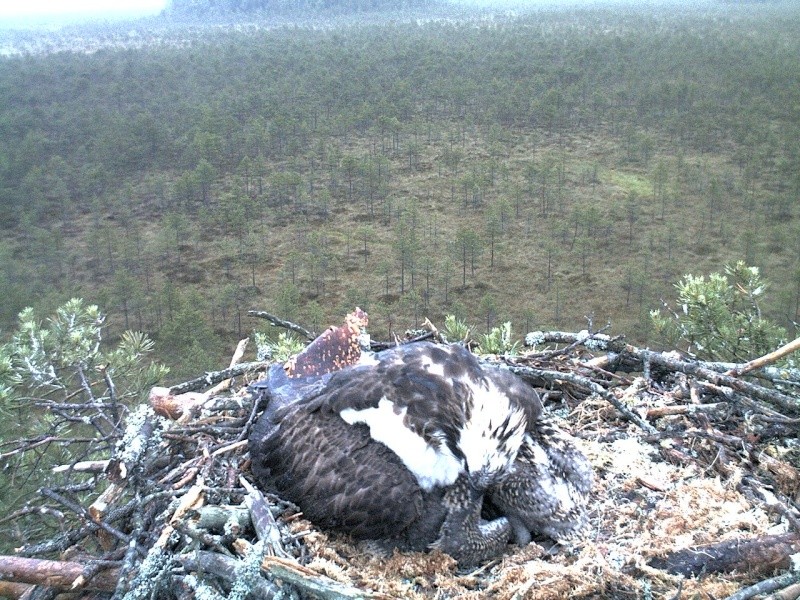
[
  {"left": 632, "top": 348, "right": 800, "bottom": 414},
  {"left": 723, "top": 571, "right": 800, "bottom": 600},
  {"left": 262, "top": 556, "right": 393, "bottom": 600},
  {"left": 645, "top": 402, "right": 729, "bottom": 419},
  {"left": 0, "top": 556, "right": 118, "bottom": 591},
  {"left": 180, "top": 551, "right": 281, "bottom": 598},
  {"left": 649, "top": 532, "right": 800, "bottom": 576},
  {"left": 0, "top": 582, "right": 32, "bottom": 599},
  {"left": 526, "top": 331, "right": 800, "bottom": 388},
  {"left": 240, "top": 477, "right": 286, "bottom": 556},
  {"left": 39, "top": 488, "right": 131, "bottom": 548},
  {"left": 523, "top": 330, "right": 627, "bottom": 353}
]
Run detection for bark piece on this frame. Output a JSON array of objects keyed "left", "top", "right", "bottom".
[
  {"left": 0, "top": 556, "right": 118, "bottom": 591},
  {"left": 0, "top": 582, "right": 32, "bottom": 599},
  {"left": 649, "top": 533, "right": 800, "bottom": 576}
]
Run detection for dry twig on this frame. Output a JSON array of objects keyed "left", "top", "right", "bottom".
[
  {"left": 724, "top": 571, "right": 800, "bottom": 600},
  {"left": 248, "top": 310, "right": 316, "bottom": 340}
]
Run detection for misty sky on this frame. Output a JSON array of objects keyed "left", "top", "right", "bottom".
[{"left": 0, "top": 0, "right": 167, "bottom": 18}]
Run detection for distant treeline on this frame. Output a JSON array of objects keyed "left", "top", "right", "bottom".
[{"left": 166, "top": 0, "right": 439, "bottom": 16}]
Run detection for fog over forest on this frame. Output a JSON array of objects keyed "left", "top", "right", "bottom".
[{"left": 0, "top": 0, "right": 724, "bottom": 30}]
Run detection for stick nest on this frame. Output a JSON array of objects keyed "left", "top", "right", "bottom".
[{"left": 4, "top": 331, "right": 800, "bottom": 600}]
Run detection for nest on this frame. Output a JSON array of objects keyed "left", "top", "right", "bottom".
[{"left": 2, "top": 329, "right": 800, "bottom": 600}]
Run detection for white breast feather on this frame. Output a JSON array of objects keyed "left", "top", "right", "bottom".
[
  {"left": 339, "top": 398, "right": 463, "bottom": 491},
  {"left": 458, "top": 376, "right": 526, "bottom": 477}
]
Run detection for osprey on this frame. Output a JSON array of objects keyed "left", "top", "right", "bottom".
[{"left": 248, "top": 340, "right": 592, "bottom": 565}]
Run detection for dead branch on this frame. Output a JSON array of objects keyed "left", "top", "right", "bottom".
[
  {"left": 113, "top": 509, "right": 145, "bottom": 599},
  {"left": 528, "top": 330, "right": 800, "bottom": 389},
  {"left": 648, "top": 532, "right": 800, "bottom": 576},
  {"left": 697, "top": 359, "right": 800, "bottom": 387},
  {"left": 631, "top": 347, "right": 800, "bottom": 414},
  {"left": 15, "top": 529, "right": 90, "bottom": 559},
  {"left": 179, "top": 550, "right": 282, "bottom": 598},
  {"left": 240, "top": 476, "right": 286, "bottom": 556},
  {"left": 248, "top": 310, "right": 316, "bottom": 340},
  {"left": 105, "top": 408, "right": 157, "bottom": 484},
  {"left": 99, "top": 365, "right": 121, "bottom": 428},
  {"left": 523, "top": 330, "right": 626, "bottom": 353},
  {"left": 51, "top": 460, "right": 110, "bottom": 474},
  {"left": 764, "top": 581, "right": 800, "bottom": 600},
  {"left": 0, "top": 582, "right": 32, "bottom": 599},
  {"left": 173, "top": 520, "right": 233, "bottom": 557},
  {"left": 726, "top": 337, "right": 800, "bottom": 378},
  {"left": 153, "top": 478, "right": 205, "bottom": 549},
  {"left": 262, "top": 555, "right": 393, "bottom": 600},
  {"left": 152, "top": 341, "right": 252, "bottom": 421},
  {"left": 524, "top": 330, "right": 637, "bottom": 373},
  {"left": 9, "top": 319, "right": 800, "bottom": 600},
  {"left": 191, "top": 505, "right": 251, "bottom": 533},
  {"left": 0, "top": 556, "right": 118, "bottom": 591},
  {"left": 645, "top": 402, "right": 729, "bottom": 418},
  {"left": 167, "top": 360, "right": 269, "bottom": 395},
  {"left": 370, "top": 329, "right": 436, "bottom": 351},
  {"left": 724, "top": 571, "right": 800, "bottom": 600},
  {"left": 88, "top": 483, "right": 126, "bottom": 551},
  {"left": 39, "top": 488, "right": 132, "bottom": 548},
  {"left": 149, "top": 387, "right": 207, "bottom": 420},
  {"left": 740, "top": 476, "right": 800, "bottom": 534},
  {"left": 0, "top": 436, "right": 96, "bottom": 460},
  {"left": 205, "top": 338, "right": 250, "bottom": 397}
]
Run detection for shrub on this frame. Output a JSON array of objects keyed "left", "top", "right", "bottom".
[{"left": 650, "top": 261, "right": 788, "bottom": 362}]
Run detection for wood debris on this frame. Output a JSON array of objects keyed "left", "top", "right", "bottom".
[{"left": 1, "top": 324, "right": 799, "bottom": 599}]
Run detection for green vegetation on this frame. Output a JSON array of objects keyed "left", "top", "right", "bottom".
[
  {"left": 1, "top": 2, "right": 800, "bottom": 380},
  {"left": 477, "top": 321, "right": 519, "bottom": 357},
  {"left": 651, "top": 261, "right": 790, "bottom": 363},
  {"left": 254, "top": 330, "right": 306, "bottom": 362},
  {"left": 442, "top": 313, "right": 471, "bottom": 344},
  {"left": 0, "top": 300, "right": 167, "bottom": 549},
  {"left": 1, "top": 299, "right": 167, "bottom": 405}
]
